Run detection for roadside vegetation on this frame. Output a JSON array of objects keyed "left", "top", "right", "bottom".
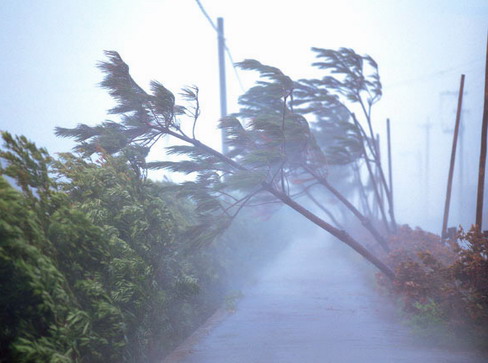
[
  {"left": 377, "top": 225, "right": 488, "bottom": 351},
  {"left": 0, "top": 132, "right": 293, "bottom": 361}
]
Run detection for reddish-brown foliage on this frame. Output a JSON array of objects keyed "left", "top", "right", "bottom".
[{"left": 377, "top": 225, "right": 488, "bottom": 349}]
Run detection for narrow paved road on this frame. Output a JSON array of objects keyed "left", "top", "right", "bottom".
[{"left": 164, "top": 237, "right": 485, "bottom": 363}]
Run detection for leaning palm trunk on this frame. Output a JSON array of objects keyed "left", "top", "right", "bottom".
[
  {"left": 164, "top": 129, "right": 395, "bottom": 278},
  {"left": 303, "top": 165, "right": 390, "bottom": 252}
]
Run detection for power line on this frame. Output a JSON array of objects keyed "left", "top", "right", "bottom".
[
  {"left": 195, "top": 0, "right": 217, "bottom": 32},
  {"left": 194, "top": 0, "right": 245, "bottom": 92},
  {"left": 384, "top": 59, "right": 483, "bottom": 89}
]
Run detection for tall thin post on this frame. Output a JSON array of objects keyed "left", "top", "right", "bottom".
[
  {"left": 458, "top": 120, "right": 464, "bottom": 224},
  {"left": 353, "top": 114, "right": 391, "bottom": 233},
  {"left": 217, "top": 17, "right": 228, "bottom": 154},
  {"left": 386, "top": 119, "right": 394, "bottom": 224},
  {"left": 476, "top": 35, "right": 488, "bottom": 232},
  {"left": 376, "top": 134, "right": 386, "bottom": 223},
  {"left": 422, "top": 119, "right": 432, "bottom": 220},
  {"left": 442, "top": 74, "right": 465, "bottom": 238}
]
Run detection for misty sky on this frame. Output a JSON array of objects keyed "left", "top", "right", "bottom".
[{"left": 0, "top": 0, "right": 487, "bottom": 232}]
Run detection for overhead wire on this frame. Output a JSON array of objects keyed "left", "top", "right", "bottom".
[
  {"left": 195, "top": 0, "right": 217, "bottom": 32},
  {"left": 384, "top": 59, "right": 483, "bottom": 89},
  {"left": 194, "top": 0, "right": 245, "bottom": 92}
]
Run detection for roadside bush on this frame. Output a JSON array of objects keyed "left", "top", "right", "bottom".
[
  {"left": 378, "top": 225, "right": 488, "bottom": 350},
  {"left": 0, "top": 132, "right": 293, "bottom": 361}
]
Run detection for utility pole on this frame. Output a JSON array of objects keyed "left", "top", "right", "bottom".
[
  {"left": 421, "top": 118, "right": 432, "bottom": 220},
  {"left": 386, "top": 119, "right": 394, "bottom": 225},
  {"left": 217, "top": 17, "right": 228, "bottom": 154},
  {"left": 442, "top": 74, "right": 465, "bottom": 238},
  {"left": 476, "top": 35, "right": 488, "bottom": 231},
  {"left": 375, "top": 134, "right": 385, "bottom": 221},
  {"left": 458, "top": 118, "right": 464, "bottom": 224}
]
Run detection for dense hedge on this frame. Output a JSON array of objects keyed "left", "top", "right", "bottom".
[{"left": 0, "top": 133, "right": 293, "bottom": 362}]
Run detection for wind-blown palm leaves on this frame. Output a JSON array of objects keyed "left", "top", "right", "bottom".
[
  {"left": 293, "top": 77, "right": 362, "bottom": 165},
  {"left": 235, "top": 59, "right": 293, "bottom": 118},
  {"left": 231, "top": 52, "right": 392, "bottom": 252},
  {"left": 293, "top": 47, "right": 396, "bottom": 232},
  {"left": 219, "top": 64, "right": 314, "bottom": 211},
  {"left": 233, "top": 53, "right": 390, "bottom": 252},
  {"left": 309, "top": 47, "right": 382, "bottom": 104},
  {"left": 293, "top": 47, "right": 382, "bottom": 165},
  {"left": 56, "top": 54, "right": 315, "bottom": 227},
  {"left": 232, "top": 59, "right": 316, "bottom": 164},
  {"left": 55, "top": 50, "right": 395, "bottom": 278},
  {"left": 55, "top": 51, "right": 229, "bottom": 243}
]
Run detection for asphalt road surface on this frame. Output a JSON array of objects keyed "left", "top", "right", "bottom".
[{"left": 164, "top": 236, "right": 485, "bottom": 363}]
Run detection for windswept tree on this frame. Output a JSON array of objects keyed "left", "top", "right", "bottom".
[
  {"left": 56, "top": 50, "right": 395, "bottom": 279},
  {"left": 234, "top": 51, "right": 391, "bottom": 250},
  {"left": 295, "top": 48, "right": 396, "bottom": 232}
]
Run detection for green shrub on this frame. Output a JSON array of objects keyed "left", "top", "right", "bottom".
[{"left": 0, "top": 132, "right": 293, "bottom": 361}]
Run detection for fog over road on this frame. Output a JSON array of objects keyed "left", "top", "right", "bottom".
[{"left": 164, "top": 236, "right": 484, "bottom": 363}]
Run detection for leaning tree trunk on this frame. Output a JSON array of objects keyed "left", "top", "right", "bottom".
[
  {"left": 263, "top": 183, "right": 395, "bottom": 279},
  {"left": 166, "top": 129, "right": 396, "bottom": 280},
  {"left": 352, "top": 113, "right": 397, "bottom": 232},
  {"left": 303, "top": 165, "right": 390, "bottom": 252},
  {"left": 304, "top": 189, "right": 345, "bottom": 230}
]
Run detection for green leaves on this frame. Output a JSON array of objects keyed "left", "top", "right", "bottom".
[
  {"left": 150, "top": 80, "right": 176, "bottom": 122},
  {"left": 309, "top": 47, "right": 382, "bottom": 104},
  {"left": 0, "top": 131, "right": 55, "bottom": 199},
  {"left": 235, "top": 59, "right": 293, "bottom": 119},
  {"left": 98, "top": 50, "right": 150, "bottom": 116},
  {"left": 290, "top": 48, "right": 382, "bottom": 165},
  {"left": 224, "top": 170, "right": 267, "bottom": 192},
  {"left": 55, "top": 121, "right": 131, "bottom": 156},
  {"left": 0, "top": 134, "right": 213, "bottom": 361},
  {"left": 236, "top": 59, "right": 294, "bottom": 95},
  {"left": 56, "top": 51, "right": 176, "bottom": 159}
]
